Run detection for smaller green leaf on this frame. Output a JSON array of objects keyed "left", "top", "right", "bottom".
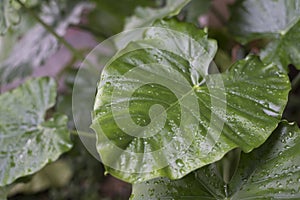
[
  {"left": 0, "top": 77, "right": 72, "bottom": 187},
  {"left": 228, "top": 0, "right": 300, "bottom": 44},
  {"left": 8, "top": 160, "right": 73, "bottom": 196},
  {"left": 228, "top": 0, "right": 300, "bottom": 70},
  {"left": 261, "top": 20, "right": 300, "bottom": 71},
  {"left": 131, "top": 121, "right": 300, "bottom": 199},
  {"left": 124, "top": 0, "right": 191, "bottom": 30}
]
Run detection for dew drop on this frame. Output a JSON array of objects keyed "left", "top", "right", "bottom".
[{"left": 175, "top": 159, "right": 184, "bottom": 167}]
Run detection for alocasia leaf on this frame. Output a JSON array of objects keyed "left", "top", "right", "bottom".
[
  {"left": 92, "top": 19, "right": 290, "bottom": 183},
  {"left": 124, "top": 0, "right": 191, "bottom": 30},
  {"left": 228, "top": 0, "right": 300, "bottom": 70},
  {"left": 0, "top": 0, "right": 92, "bottom": 84},
  {"left": 131, "top": 121, "right": 300, "bottom": 199},
  {"left": 228, "top": 0, "right": 300, "bottom": 43},
  {"left": 0, "top": 77, "right": 72, "bottom": 187},
  {"left": 260, "top": 20, "right": 300, "bottom": 71}
]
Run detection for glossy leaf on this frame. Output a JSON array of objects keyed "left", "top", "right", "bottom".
[
  {"left": 131, "top": 121, "right": 300, "bottom": 199},
  {"left": 0, "top": 77, "right": 72, "bottom": 187},
  {"left": 131, "top": 172, "right": 211, "bottom": 200},
  {"left": 0, "top": 0, "right": 92, "bottom": 84},
  {"left": 92, "top": 20, "right": 290, "bottom": 183},
  {"left": 260, "top": 20, "right": 300, "bottom": 71},
  {"left": 228, "top": 0, "right": 300, "bottom": 70},
  {"left": 124, "top": 0, "right": 191, "bottom": 30},
  {"left": 228, "top": 0, "right": 300, "bottom": 43}
]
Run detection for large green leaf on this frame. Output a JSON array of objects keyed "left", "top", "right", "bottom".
[
  {"left": 228, "top": 0, "right": 300, "bottom": 70},
  {"left": 124, "top": 0, "right": 191, "bottom": 30},
  {"left": 92, "top": 20, "right": 290, "bottom": 183},
  {"left": 0, "top": 77, "right": 72, "bottom": 187},
  {"left": 131, "top": 121, "right": 300, "bottom": 199},
  {"left": 0, "top": 0, "right": 91, "bottom": 84}
]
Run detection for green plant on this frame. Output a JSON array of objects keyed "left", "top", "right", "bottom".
[{"left": 0, "top": 0, "right": 300, "bottom": 199}]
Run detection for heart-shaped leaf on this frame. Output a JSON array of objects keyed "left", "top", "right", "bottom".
[
  {"left": 228, "top": 0, "right": 300, "bottom": 70},
  {"left": 131, "top": 121, "right": 300, "bottom": 199},
  {"left": 0, "top": 77, "right": 72, "bottom": 187},
  {"left": 92, "top": 20, "right": 290, "bottom": 183}
]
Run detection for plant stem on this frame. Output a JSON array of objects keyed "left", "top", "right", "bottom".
[
  {"left": 15, "top": 0, "right": 86, "bottom": 62},
  {"left": 292, "top": 73, "right": 300, "bottom": 91}
]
